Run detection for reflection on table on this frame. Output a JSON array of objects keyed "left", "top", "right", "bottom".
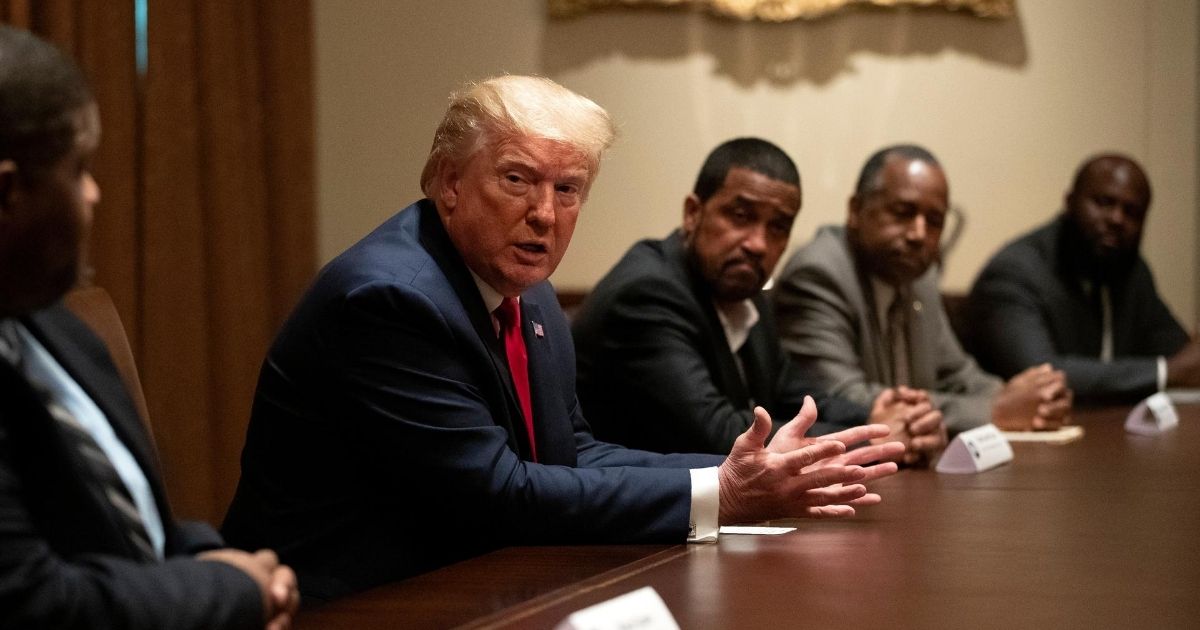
[{"left": 297, "top": 404, "right": 1200, "bottom": 630}]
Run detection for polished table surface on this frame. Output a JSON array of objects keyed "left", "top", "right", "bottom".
[{"left": 297, "top": 404, "right": 1200, "bottom": 629}]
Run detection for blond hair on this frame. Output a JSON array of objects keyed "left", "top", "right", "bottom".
[{"left": 420, "top": 75, "right": 615, "bottom": 197}]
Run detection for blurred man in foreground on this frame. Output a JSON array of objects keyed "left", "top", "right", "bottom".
[{"left": 0, "top": 25, "right": 297, "bottom": 629}]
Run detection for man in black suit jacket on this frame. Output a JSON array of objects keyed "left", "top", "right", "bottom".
[
  {"left": 0, "top": 26, "right": 297, "bottom": 629},
  {"left": 222, "top": 79, "right": 903, "bottom": 601},
  {"left": 969, "top": 154, "right": 1199, "bottom": 403},
  {"left": 574, "top": 138, "right": 945, "bottom": 463}
]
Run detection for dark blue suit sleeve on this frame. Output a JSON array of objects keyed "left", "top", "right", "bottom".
[{"left": 329, "top": 282, "right": 709, "bottom": 545}]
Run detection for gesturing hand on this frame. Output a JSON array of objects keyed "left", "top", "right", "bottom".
[{"left": 719, "top": 397, "right": 902, "bottom": 525}]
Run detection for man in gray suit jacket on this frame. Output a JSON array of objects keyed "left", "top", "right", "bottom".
[
  {"left": 968, "top": 154, "right": 1199, "bottom": 403},
  {"left": 773, "top": 145, "right": 1073, "bottom": 433}
]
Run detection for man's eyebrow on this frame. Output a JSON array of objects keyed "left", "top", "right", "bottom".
[{"left": 495, "top": 156, "right": 536, "bottom": 170}]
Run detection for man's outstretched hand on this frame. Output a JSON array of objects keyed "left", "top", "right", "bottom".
[{"left": 719, "top": 397, "right": 903, "bottom": 525}]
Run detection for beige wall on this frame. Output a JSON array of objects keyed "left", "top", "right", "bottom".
[{"left": 315, "top": 0, "right": 1199, "bottom": 324}]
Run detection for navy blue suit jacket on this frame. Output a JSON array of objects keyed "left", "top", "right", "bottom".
[
  {"left": 222, "top": 200, "right": 723, "bottom": 601},
  {"left": 0, "top": 306, "right": 261, "bottom": 629}
]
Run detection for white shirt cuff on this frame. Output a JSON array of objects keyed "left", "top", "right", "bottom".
[
  {"left": 1157, "top": 356, "right": 1167, "bottom": 392},
  {"left": 687, "top": 467, "right": 720, "bottom": 543}
]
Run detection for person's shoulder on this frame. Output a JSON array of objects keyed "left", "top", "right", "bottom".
[
  {"left": 986, "top": 217, "right": 1057, "bottom": 268},
  {"left": 781, "top": 225, "right": 849, "bottom": 273},
  {"left": 593, "top": 234, "right": 689, "bottom": 302},
  {"left": 777, "top": 225, "right": 853, "bottom": 290},
  {"left": 315, "top": 201, "right": 441, "bottom": 294},
  {"left": 575, "top": 235, "right": 700, "bottom": 337}
]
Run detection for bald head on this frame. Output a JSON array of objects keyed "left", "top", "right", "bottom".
[{"left": 1065, "top": 154, "right": 1151, "bottom": 263}]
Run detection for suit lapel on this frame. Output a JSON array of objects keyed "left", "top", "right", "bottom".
[
  {"left": 415, "top": 201, "right": 530, "bottom": 459},
  {"left": 907, "top": 273, "right": 939, "bottom": 389},
  {"left": 17, "top": 306, "right": 171, "bottom": 555},
  {"left": 23, "top": 306, "right": 170, "bottom": 506},
  {"left": 668, "top": 232, "right": 752, "bottom": 407},
  {"left": 519, "top": 298, "right": 574, "bottom": 465}
]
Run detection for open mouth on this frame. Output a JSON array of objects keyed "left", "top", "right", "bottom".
[{"left": 513, "top": 242, "right": 550, "bottom": 264}]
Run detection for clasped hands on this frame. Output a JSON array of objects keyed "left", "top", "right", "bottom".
[
  {"left": 199, "top": 548, "right": 299, "bottom": 630},
  {"left": 993, "top": 363, "right": 1073, "bottom": 431},
  {"left": 717, "top": 396, "right": 904, "bottom": 525},
  {"left": 868, "top": 386, "right": 947, "bottom": 467}
]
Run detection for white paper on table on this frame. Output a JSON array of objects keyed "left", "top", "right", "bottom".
[
  {"left": 719, "top": 526, "right": 796, "bottom": 535},
  {"left": 1001, "top": 425, "right": 1085, "bottom": 444},
  {"left": 555, "top": 586, "right": 680, "bottom": 630},
  {"left": 1166, "top": 388, "right": 1200, "bottom": 405}
]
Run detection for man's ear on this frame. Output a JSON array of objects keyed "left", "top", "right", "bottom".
[
  {"left": 682, "top": 194, "right": 701, "bottom": 237},
  {"left": 0, "top": 160, "right": 18, "bottom": 220},
  {"left": 437, "top": 157, "right": 461, "bottom": 214},
  {"left": 846, "top": 194, "right": 862, "bottom": 230}
]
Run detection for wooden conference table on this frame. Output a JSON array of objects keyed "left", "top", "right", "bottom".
[{"left": 296, "top": 404, "right": 1200, "bottom": 629}]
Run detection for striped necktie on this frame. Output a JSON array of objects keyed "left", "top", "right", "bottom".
[{"left": 0, "top": 320, "right": 157, "bottom": 561}]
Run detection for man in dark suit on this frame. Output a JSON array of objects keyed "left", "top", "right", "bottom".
[
  {"left": 969, "top": 154, "right": 1199, "bottom": 403},
  {"left": 573, "top": 138, "right": 943, "bottom": 465},
  {"left": 773, "top": 145, "right": 1074, "bottom": 433},
  {"left": 0, "top": 26, "right": 297, "bottom": 629},
  {"left": 222, "top": 78, "right": 903, "bottom": 601}
]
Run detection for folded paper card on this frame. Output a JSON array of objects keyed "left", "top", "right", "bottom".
[
  {"left": 556, "top": 586, "right": 680, "bottom": 630},
  {"left": 935, "top": 423, "right": 1013, "bottom": 474},
  {"left": 1125, "top": 392, "right": 1179, "bottom": 436}
]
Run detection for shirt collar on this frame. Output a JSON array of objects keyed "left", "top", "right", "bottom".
[
  {"left": 470, "top": 271, "right": 514, "bottom": 337},
  {"left": 713, "top": 299, "right": 759, "bottom": 354},
  {"left": 470, "top": 270, "right": 507, "bottom": 315}
]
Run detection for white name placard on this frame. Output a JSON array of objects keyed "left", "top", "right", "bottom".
[
  {"left": 1125, "top": 392, "right": 1179, "bottom": 436},
  {"left": 555, "top": 586, "right": 680, "bottom": 630},
  {"left": 935, "top": 423, "right": 1013, "bottom": 474}
]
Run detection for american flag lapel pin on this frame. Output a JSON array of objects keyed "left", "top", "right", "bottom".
[{"left": 532, "top": 321, "right": 545, "bottom": 338}]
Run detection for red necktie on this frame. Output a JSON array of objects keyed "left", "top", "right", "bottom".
[{"left": 495, "top": 297, "right": 537, "bottom": 461}]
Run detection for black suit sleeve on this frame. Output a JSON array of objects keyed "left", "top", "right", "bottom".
[
  {"left": 763, "top": 307, "right": 868, "bottom": 433},
  {"left": 577, "top": 274, "right": 857, "bottom": 454},
  {"left": 970, "top": 255, "right": 1185, "bottom": 402},
  {"left": 0, "top": 437, "right": 263, "bottom": 630},
  {"left": 169, "top": 520, "right": 229, "bottom": 555}
]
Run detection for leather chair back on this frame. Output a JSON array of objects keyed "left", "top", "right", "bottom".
[{"left": 63, "top": 286, "right": 153, "bottom": 437}]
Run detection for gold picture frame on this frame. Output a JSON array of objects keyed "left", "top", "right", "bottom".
[{"left": 548, "top": 0, "right": 1016, "bottom": 21}]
